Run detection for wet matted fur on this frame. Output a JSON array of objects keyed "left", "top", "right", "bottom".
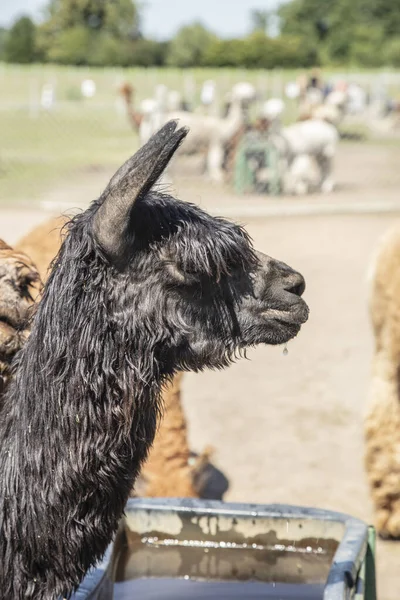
[
  {"left": 0, "top": 121, "right": 308, "bottom": 599},
  {"left": 17, "top": 218, "right": 207, "bottom": 500}
]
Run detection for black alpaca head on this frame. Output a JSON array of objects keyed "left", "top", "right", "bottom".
[
  {"left": 89, "top": 120, "right": 308, "bottom": 375},
  {"left": 0, "top": 121, "right": 308, "bottom": 600}
]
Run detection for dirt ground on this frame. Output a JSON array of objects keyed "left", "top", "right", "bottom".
[{"left": 2, "top": 140, "right": 400, "bottom": 599}]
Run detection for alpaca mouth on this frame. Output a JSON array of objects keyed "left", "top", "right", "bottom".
[{"left": 261, "top": 303, "right": 309, "bottom": 326}]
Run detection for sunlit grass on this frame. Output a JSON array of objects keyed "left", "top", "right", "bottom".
[{"left": 0, "top": 104, "right": 138, "bottom": 204}]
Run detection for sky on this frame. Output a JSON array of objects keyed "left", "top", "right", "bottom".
[{"left": 0, "top": 0, "right": 286, "bottom": 38}]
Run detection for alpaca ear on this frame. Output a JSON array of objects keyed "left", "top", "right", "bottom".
[{"left": 93, "top": 120, "right": 188, "bottom": 263}]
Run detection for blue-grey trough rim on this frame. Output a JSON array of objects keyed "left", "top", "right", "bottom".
[{"left": 73, "top": 498, "right": 370, "bottom": 600}]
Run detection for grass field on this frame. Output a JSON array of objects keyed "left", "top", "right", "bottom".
[
  {"left": 1, "top": 106, "right": 136, "bottom": 203},
  {"left": 1, "top": 63, "right": 400, "bottom": 205}
]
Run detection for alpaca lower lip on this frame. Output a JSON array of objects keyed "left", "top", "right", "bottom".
[{"left": 261, "top": 306, "right": 309, "bottom": 325}]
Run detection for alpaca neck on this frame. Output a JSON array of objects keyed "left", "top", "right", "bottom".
[
  {"left": 0, "top": 216, "right": 163, "bottom": 599},
  {"left": 128, "top": 107, "right": 142, "bottom": 131},
  {"left": 124, "top": 91, "right": 142, "bottom": 132},
  {"left": 220, "top": 98, "right": 243, "bottom": 142}
]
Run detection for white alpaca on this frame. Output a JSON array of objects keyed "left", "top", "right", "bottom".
[
  {"left": 346, "top": 83, "right": 367, "bottom": 115},
  {"left": 163, "top": 94, "right": 247, "bottom": 181},
  {"left": 259, "top": 98, "right": 339, "bottom": 194},
  {"left": 297, "top": 86, "right": 346, "bottom": 126},
  {"left": 168, "top": 91, "right": 181, "bottom": 111},
  {"left": 201, "top": 80, "right": 216, "bottom": 107},
  {"left": 312, "top": 103, "right": 342, "bottom": 126},
  {"left": 139, "top": 98, "right": 158, "bottom": 146},
  {"left": 261, "top": 98, "right": 285, "bottom": 124},
  {"left": 273, "top": 119, "right": 339, "bottom": 193},
  {"left": 138, "top": 97, "right": 243, "bottom": 181},
  {"left": 139, "top": 83, "right": 255, "bottom": 182},
  {"left": 231, "top": 82, "right": 257, "bottom": 104},
  {"left": 283, "top": 154, "right": 320, "bottom": 195},
  {"left": 168, "top": 96, "right": 243, "bottom": 149},
  {"left": 138, "top": 85, "right": 170, "bottom": 146}
]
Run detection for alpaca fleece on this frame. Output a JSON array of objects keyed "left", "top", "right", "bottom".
[
  {"left": 0, "top": 121, "right": 308, "bottom": 598},
  {"left": 138, "top": 372, "right": 197, "bottom": 497},
  {"left": 365, "top": 224, "right": 400, "bottom": 538},
  {"left": 0, "top": 240, "right": 40, "bottom": 397},
  {"left": 18, "top": 216, "right": 204, "bottom": 499}
]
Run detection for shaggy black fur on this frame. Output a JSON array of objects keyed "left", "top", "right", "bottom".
[{"left": 0, "top": 121, "right": 308, "bottom": 599}]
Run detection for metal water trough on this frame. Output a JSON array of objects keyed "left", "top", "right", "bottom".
[{"left": 72, "top": 499, "right": 376, "bottom": 600}]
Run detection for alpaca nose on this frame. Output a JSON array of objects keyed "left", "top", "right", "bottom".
[{"left": 284, "top": 271, "right": 306, "bottom": 297}]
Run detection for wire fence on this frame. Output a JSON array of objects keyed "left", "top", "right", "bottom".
[{"left": 1, "top": 63, "right": 400, "bottom": 206}]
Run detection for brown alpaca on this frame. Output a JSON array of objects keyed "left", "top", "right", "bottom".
[
  {"left": 16, "top": 216, "right": 66, "bottom": 281},
  {"left": 119, "top": 82, "right": 143, "bottom": 132},
  {"left": 365, "top": 224, "right": 400, "bottom": 538},
  {"left": 136, "top": 372, "right": 196, "bottom": 497},
  {"left": 17, "top": 219, "right": 220, "bottom": 499},
  {"left": 0, "top": 240, "right": 41, "bottom": 396},
  {"left": 223, "top": 123, "right": 247, "bottom": 184}
]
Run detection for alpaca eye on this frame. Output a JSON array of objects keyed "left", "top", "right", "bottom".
[
  {"left": 182, "top": 267, "right": 198, "bottom": 278},
  {"left": 175, "top": 261, "right": 203, "bottom": 284},
  {"left": 174, "top": 265, "right": 199, "bottom": 285},
  {"left": 18, "top": 273, "right": 38, "bottom": 301},
  {"left": 20, "top": 275, "right": 34, "bottom": 290},
  {"left": 161, "top": 251, "right": 200, "bottom": 285}
]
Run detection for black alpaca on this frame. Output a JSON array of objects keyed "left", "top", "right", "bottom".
[{"left": 0, "top": 121, "right": 308, "bottom": 599}]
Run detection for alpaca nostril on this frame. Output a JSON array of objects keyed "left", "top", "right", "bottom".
[
  {"left": 292, "top": 282, "right": 305, "bottom": 297},
  {"left": 286, "top": 274, "right": 306, "bottom": 297}
]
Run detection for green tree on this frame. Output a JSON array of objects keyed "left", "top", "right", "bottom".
[
  {"left": 167, "top": 22, "right": 217, "bottom": 67},
  {"left": 384, "top": 38, "right": 400, "bottom": 67},
  {"left": 203, "top": 33, "right": 317, "bottom": 69},
  {"left": 0, "top": 28, "right": 8, "bottom": 60},
  {"left": 250, "top": 9, "right": 270, "bottom": 34},
  {"left": 41, "top": 0, "right": 140, "bottom": 36},
  {"left": 371, "top": 0, "right": 400, "bottom": 37},
  {"left": 203, "top": 39, "right": 247, "bottom": 68},
  {"left": 89, "top": 34, "right": 131, "bottom": 66},
  {"left": 349, "top": 24, "right": 384, "bottom": 67},
  {"left": 131, "top": 39, "right": 168, "bottom": 67},
  {"left": 278, "top": 0, "right": 400, "bottom": 66},
  {"left": 278, "top": 0, "right": 328, "bottom": 42},
  {"left": 38, "top": 0, "right": 141, "bottom": 64},
  {"left": 45, "top": 25, "right": 91, "bottom": 64},
  {"left": 4, "top": 16, "right": 37, "bottom": 63}
]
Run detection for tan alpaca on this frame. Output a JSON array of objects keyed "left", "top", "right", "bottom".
[
  {"left": 17, "top": 218, "right": 224, "bottom": 499},
  {"left": 365, "top": 224, "right": 400, "bottom": 538},
  {"left": 137, "top": 373, "right": 196, "bottom": 497},
  {"left": 0, "top": 240, "right": 41, "bottom": 395},
  {"left": 119, "top": 82, "right": 143, "bottom": 132}
]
